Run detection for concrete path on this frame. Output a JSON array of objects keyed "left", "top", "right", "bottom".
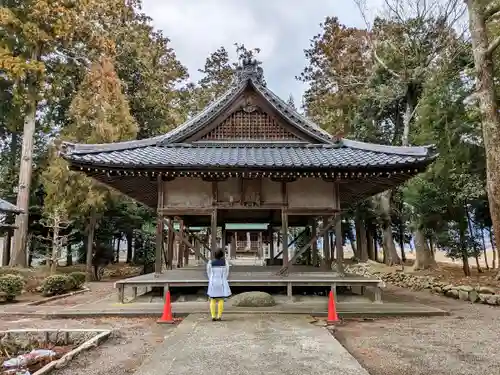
[{"left": 133, "top": 314, "right": 370, "bottom": 375}]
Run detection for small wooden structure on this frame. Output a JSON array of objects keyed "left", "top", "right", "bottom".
[
  {"left": 0, "top": 198, "right": 22, "bottom": 266},
  {"left": 225, "top": 223, "right": 268, "bottom": 257},
  {"left": 61, "top": 59, "right": 436, "bottom": 300}
]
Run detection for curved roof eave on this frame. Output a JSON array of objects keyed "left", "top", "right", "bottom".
[
  {"left": 341, "top": 139, "right": 436, "bottom": 157},
  {"left": 0, "top": 198, "right": 23, "bottom": 214}
]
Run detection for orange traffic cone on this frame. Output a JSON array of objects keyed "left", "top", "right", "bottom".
[
  {"left": 327, "top": 290, "right": 339, "bottom": 325},
  {"left": 157, "top": 290, "right": 174, "bottom": 324}
]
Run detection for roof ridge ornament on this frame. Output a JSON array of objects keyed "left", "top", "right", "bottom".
[{"left": 234, "top": 58, "right": 265, "bottom": 86}]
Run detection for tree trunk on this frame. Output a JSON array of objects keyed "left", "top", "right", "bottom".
[
  {"left": 10, "top": 95, "right": 37, "bottom": 268},
  {"left": 349, "top": 238, "right": 357, "bottom": 258},
  {"left": 413, "top": 229, "right": 437, "bottom": 270},
  {"left": 115, "top": 236, "right": 121, "bottom": 263},
  {"left": 481, "top": 225, "right": 489, "bottom": 270},
  {"left": 475, "top": 253, "right": 483, "bottom": 272},
  {"left": 378, "top": 191, "right": 401, "bottom": 265},
  {"left": 490, "top": 228, "right": 496, "bottom": 269},
  {"left": 3, "top": 132, "right": 19, "bottom": 267},
  {"left": 459, "top": 222, "right": 471, "bottom": 276},
  {"left": 355, "top": 217, "right": 368, "bottom": 262},
  {"left": 50, "top": 220, "right": 60, "bottom": 275},
  {"left": 126, "top": 231, "right": 133, "bottom": 263},
  {"left": 428, "top": 236, "right": 435, "bottom": 257},
  {"left": 66, "top": 243, "right": 73, "bottom": 266},
  {"left": 401, "top": 95, "right": 415, "bottom": 147},
  {"left": 85, "top": 213, "right": 98, "bottom": 282},
  {"left": 466, "top": 1, "right": 500, "bottom": 278},
  {"left": 465, "top": 205, "right": 483, "bottom": 272},
  {"left": 368, "top": 226, "right": 377, "bottom": 261},
  {"left": 398, "top": 224, "right": 406, "bottom": 263},
  {"left": 111, "top": 238, "right": 116, "bottom": 263},
  {"left": 381, "top": 229, "right": 387, "bottom": 264}
]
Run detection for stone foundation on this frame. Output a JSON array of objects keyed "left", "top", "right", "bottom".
[{"left": 345, "top": 263, "right": 500, "bottom": 306}]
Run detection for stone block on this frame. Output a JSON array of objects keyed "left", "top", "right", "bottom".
[{"left": 231, "top": 291, "right": 276, "bottom": 307}]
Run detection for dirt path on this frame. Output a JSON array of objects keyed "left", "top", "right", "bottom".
[{"left": 334, "top": 285, "right": 500, "bottom": 375}]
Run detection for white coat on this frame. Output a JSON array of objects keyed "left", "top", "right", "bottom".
[{"left": 206, "top": 259, "right": 231, "bottom": 298}]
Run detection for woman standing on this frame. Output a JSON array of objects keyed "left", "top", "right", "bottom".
[{"left": 206, "top": 249, "right": 231, "bottom": 321}]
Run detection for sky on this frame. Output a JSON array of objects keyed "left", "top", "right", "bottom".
[{"left": 141, "top": 0, "right": 384, "bottom": 103}]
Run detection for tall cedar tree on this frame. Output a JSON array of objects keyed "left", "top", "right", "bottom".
[
  {"left": 64, "top": 55, "right": 138, "bottom": 280},
  {"left": 0, "top": 0, "right": 117, "bottom": 267}
]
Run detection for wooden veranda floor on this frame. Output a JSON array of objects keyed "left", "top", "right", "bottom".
[
  {"left": 115, "top": 265, "right": 380, "bottom": 285},
  {"left": 114, "top": 265, "right": 384, "bottom": 303}
]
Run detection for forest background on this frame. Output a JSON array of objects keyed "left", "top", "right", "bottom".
[{"left": 1, "top": 0, "right": 499, "bottom": 280}]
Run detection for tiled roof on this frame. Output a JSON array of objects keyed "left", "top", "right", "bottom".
[
  {"left": 0, "top": 198, "right": 21, "bottom": 214},
  {"left": 61, "top": 59, "right": 335, "bottom": 156},
  {"left": 65, "top": 143, "right": 434, "bottom": 170},
  {"left": 60, "top": 58, "right": 436, "bottom": 172}
]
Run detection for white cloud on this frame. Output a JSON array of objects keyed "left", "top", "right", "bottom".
[{"left": 141, "top": 0, "right": 384, "bottom": 101}]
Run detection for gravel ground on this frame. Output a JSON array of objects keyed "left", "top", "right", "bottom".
[
  {"left": 3, "top": 277, "right": 499, "bottom": 374},
  {"left": 334, "top": 285, "right": 500, "bottom": 375},
  {"left": 0, "top": 316, "right": 175, "bottom": 375},
  {"left": 42, "top": 282, "right": 116, "bottom": 307}
]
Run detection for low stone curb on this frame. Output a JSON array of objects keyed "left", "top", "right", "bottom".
[
  {"left": 25, "top": 288, "right": 90, "bottom": 306},
  {"left": 0, "top": 308, "right": 449, "bottom": 319}
]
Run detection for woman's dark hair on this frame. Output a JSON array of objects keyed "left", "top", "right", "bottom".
[{"left": 214, "top": 249, "right": 225, "bottom": 260}]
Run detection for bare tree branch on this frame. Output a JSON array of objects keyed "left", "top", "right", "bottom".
[
  {"left": 353, "top": 0, "right": 402, "bottom": 79},
  {"left": 373, "top": 47, "right": 401, "bottom": 78},
  {"left": 487, "top": 35, "right": 500, "bottom": 56}
]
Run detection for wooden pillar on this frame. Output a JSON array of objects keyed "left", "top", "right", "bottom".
[
  {"left": 311, "top": 218, "right": 318, "bottom": 266},
  {"left": 175, "top": 221, "right": 182, "bottom": 268},
  {"left": 329, "top": 231, "right": 335, "bottom": 260},
  {"left": 333, "top": 181, "right": 343, "bottom": 273},
  {"left": 221, "top": 224, "right": 226, "bottom": 255},
  {"left": 167, "top": 218, "right": 174, "bottom": 270},
  {"left": 230, "top": 232, "right": 236, "bottom": 259},
  {"left": 282, "top": 210, "right": 288, "bottom": 265},
  {"left": 211, "top": 210, "right": 217, "bottom": 258},
  {"left": 2, "top": 229, "right": 12, "bottom": 266},
  {"left": 155, "top": 177, "right": 164, "bottom": 275},
  {"left": 177, "top": 242, "right": 183, "bottom": 268},
  {"left": 322, "top": 216, "right": 330, "bottom": 269},
  {"left": 184, "top": 234, "right": 189, "bottom": 266},
  {"left": 194, "top": 237, "right": 201, "bottom": 260},
  {"left": 268, "top": 225, "right": 274, "bottom": 259},
  {"left": 335, "top": 215, "right": 344, "bottom": 274},
  {"left": 258, "top": 232, "right": 263, "bottom": 259},
  {"left": 281, "top": 181, "right": 288, "bottom": 266}
]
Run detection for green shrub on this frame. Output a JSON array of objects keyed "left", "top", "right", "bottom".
[
  {"left": 69, "top": 272, "right": 86, "bottom": 289},
  {"left": 40, "top": 275, "right": 73, "bottom": 297},
  {"left": 0, "top": 267, "right": 23, "bottom": 276},
  {"left": 0, "top": 274, "right": 25, "bottom": 301}
]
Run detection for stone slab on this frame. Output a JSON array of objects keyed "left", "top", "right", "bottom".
[
  {"left": 133, "top": 313, "right": 370, "bottom": 375},
  {"left": 1, "top": 301, "right": 448, "bottom": 319}
]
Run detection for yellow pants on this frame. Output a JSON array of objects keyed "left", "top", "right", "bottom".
[{"left": 209, "top": 298, "right": 224, "bottom": 319}]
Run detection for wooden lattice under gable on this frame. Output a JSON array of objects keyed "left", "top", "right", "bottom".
[{"left": 200, "top": 107, "right": 301, "bottom": 141}]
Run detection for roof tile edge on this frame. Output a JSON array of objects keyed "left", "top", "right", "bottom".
[{"left": 341, "top": 139, "right": 436, "bottom": 157}]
